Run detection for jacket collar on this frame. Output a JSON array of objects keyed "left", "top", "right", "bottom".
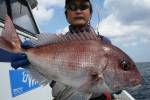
[{"left": 68, "top": 24, "right": 94, "bottom": 34}]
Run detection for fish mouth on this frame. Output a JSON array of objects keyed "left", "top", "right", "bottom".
[
  {"left": 132, "top": 84, "right": 141, "bottom": 90},
  {"left": 122, "top": 83, "right": 141, "bottom": 92},
  {"left": 130, "top": 79, "right": 141, "bottom": 87},
  {"left": 112, "top": 84, "right": 141, "bottom": 94},
  {"left": 111, "top": 80, "right": 141, "bottom": 93}
]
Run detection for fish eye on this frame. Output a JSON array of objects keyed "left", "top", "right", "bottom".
[{"left": 120, "top": 60, "right": 130, "bottom": 71}]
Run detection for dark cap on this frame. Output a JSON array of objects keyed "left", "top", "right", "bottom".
[
  {"left": 65, "top": 0, "right": 93, "bottom": 13},
  {"left": 65, "top": 0, "right": 90, "bottom": 4}
]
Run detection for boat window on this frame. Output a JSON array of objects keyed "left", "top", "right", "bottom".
[
  {"left": 10, "top": 0, "right": 39, "bottom": 34},
  {"left": 0, "top": 0, "right": 7, "bottom": 22}
]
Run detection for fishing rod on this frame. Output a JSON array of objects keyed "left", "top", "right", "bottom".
[{"left": 91, "top": 0, "right": 101, "bottom": 36}]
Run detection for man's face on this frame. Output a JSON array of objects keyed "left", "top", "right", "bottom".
[{"left": 66, "top": 0, "right": 91, "bottom": 28}]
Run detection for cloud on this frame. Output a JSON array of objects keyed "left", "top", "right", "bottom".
[
  {"left": 98, "top": 14, "right": 140, "bottom": 37},
  {"left": 104, "top": 0, "right": 150, "bottom": 25},
  {"left": 33, "top": 7, "right": 54, "bottom": 23},
  {"left": 98, "top": 0, "right": 150, "bottom": 47},
  {"left": 32, "top": 0, "right": 65, "bottom": 25},
  {"left": 57, "top": 26, "right": 69, "bottom": 35},
  {"left": 37, "top": 0, "right": 65, "bottom": 8}
]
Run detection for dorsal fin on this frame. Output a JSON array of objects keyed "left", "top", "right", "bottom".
[
  {"left": 29, "top": 30, "right": 99, "bottom": 47},
  {"left": 62, "top": 31, "right": 98, "bottom": 41},
  {"left": 30, "top": 33, "right": 61, "bottom": 47}
]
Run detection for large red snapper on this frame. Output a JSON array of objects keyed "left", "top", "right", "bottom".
[{"left": 0, "top": 15, "right": 141, "bottom": 97}]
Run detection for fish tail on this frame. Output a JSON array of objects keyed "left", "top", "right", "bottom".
[{"left": 0, "top": 15, "right": 22, "bottom": 53}]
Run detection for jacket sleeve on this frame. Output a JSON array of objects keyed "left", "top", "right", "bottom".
[
  {"left": 102, "top": 36, "right": 111, "bottom": 44},
  {"left": 99, "top": 35, "right": 111, "bottom": 44},
  {"left": 0, "top": 49, "right": 15, "bottom": 62}
]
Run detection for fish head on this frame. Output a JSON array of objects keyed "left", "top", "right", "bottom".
[{"left": 101, "top": 44, "right": 142, "bottom": 93}]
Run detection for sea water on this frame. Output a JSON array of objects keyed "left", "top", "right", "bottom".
[{"left": 129, "top": 62, "right": 150, "bottom": 100}]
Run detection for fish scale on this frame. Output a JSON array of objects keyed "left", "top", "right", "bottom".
[{"left": 0, "top": 15, "right": 141, "bottom": 98}]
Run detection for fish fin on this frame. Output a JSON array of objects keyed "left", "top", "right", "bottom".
[
  {"left": 75, "top": 92, "right": 92, "bottom": 100},
  {"left": 60, "top": 32, "right": 98, "bottom": 42},
  {"left": 65, "top": 90, "right": 92, "bottom": 100},
  {"left": 30, "top": 33, "right": 61, "bottom": 47},
  {"left": 0, "top": 15, "right": 21, "bottom": 53},
  {"left": 53, "top": 84, "right": 92, "bottom": 100},
  {"left": 25, "top": 67, "right": 50, "bottom": 86},
  {"left": 29, "top": 31, "right": 98, "bottom": 47}
]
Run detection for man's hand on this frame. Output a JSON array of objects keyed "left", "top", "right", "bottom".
[
  {"left": 11, "top": 53, "right": 30, "bottom": 69},
  {"left": 11, "top": 40, "right": 33, "bottom": 69}
]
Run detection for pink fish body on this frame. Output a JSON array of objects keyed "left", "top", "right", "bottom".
[{"left": 0, "top": 15, "right": 141, "bottom": 97}]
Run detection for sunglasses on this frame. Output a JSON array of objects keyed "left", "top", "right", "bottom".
[{"left": 67, "top": 2, "right": 90, "bottom": 11}]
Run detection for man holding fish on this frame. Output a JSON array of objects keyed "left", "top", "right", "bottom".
[{"left": 0, "top": 0, "right": 141, "bottom": 100}]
